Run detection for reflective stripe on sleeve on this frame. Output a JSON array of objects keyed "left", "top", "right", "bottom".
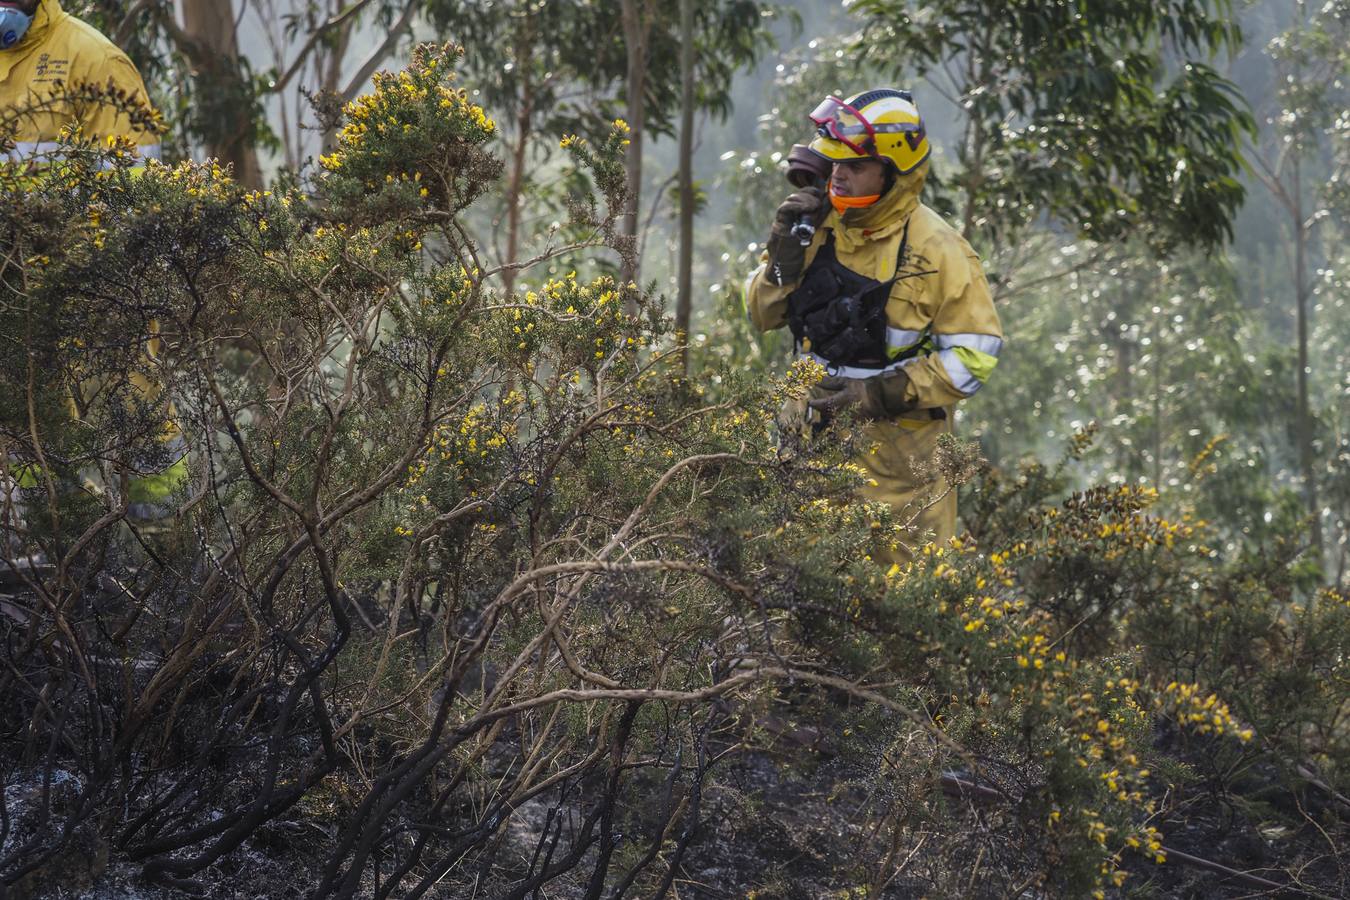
[
  {"left": 934, "top": 332, "right": 1003, "bottom": 355},
  {"left": 6, "top": 140, "right": 65, "bottom": 161},
  {"left": 810, "top": 338, "right": 998, "bottom": 394},
  {"left": 938, "top": 347, "right": 1001, "bottom": 396},
  {"left": 934, "top": 333, "right": 1003, "bottom": 359},
  {"left": 934, "top": 333, "right": 1002, "bottom": 393},
  {"left": 128, "top": 454, "right": 188, "bottom": 503},
  {"left": 885, "top": 326, "right": 925, "bottom": 357},
  {"left": 7, "top": 141, "right": 163, "bottom": 165},
  {"left": 954, "top": 346, "right": 998, "bottom": 385},
  {"left": 743, "top": 263, "right": 765, "bottom": 321}
]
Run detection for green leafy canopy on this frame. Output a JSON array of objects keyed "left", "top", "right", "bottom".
[{"left": 849, "top": 0, "right": 1255, "bottom": 253}]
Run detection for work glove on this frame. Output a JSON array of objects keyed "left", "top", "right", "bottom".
[
  {"left": 765, "top": 185, "right": 826, "bottom": 285},
  {"left": 807, "top": 370, "right": 916, "bottom": 420}
]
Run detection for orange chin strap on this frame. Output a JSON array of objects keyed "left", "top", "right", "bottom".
[{"left": 829, "top": 188, "right": 881, "bottom": 215}]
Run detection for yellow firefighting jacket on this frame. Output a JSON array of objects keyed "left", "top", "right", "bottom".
[
  {"left": 0, "top": 0, "right": 160, "bottom": 162},
  {"left": 746, "top": 161, "right": 1003, "bottom": 409}
]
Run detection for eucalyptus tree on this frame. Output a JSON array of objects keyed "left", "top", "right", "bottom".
[
  {"left": 606, "top": 0, "right": 779, "bottom": 299},
  {"left": 78, "top": 0, "right": 424, "bottom": 178},
  {"left": 846, "top": 0, "right": 1253, "bottom": 275},
  {"left": 605, "top": 0, "right": 777, "bottom": 288},
  {"left": 1243, "top": 0, "right": 1350, "bottom": 568},
  {"left": 426, "top": 0, "right": 776, "bottom": 296},
  {"left": 421, "top": 0, "right": 625, "bottom": 292}
]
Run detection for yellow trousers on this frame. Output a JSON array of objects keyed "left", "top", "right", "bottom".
[
  {"left": 783, "top": 394, "right": 956, "bottom": 567},
  {"left": 856, "top": 413, "right": 956, "bottom": 566}
]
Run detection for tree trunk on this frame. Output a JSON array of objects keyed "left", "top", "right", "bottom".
[
  {"left": 339, "top": 0, "right": 420, "bottom": 102},
  {"left": 1152, "top": 286, "right": 1163, "bottom": 489},
  {"left": 1292, "top": 154, "right": 1323, "bottom": 562},
  {"left": 676, "top": 0, "right": 695, "bottom": 373},
  {"left": 503, "top": 20, "right": 536, "bottom": 296},
  {"left": 619, "top": 0, "right": 651, "bottom": 298},
  {"left": 958, "top": 23, "right": 991, "bottom": 239},
  {"left": 179, "top": 0, "right": 264, "bottom": 188},
  {"left": 319, "top": 0, "right": 354, "bottom": 153}
]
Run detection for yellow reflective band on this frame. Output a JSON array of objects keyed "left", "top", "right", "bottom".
[
  {"left": 951, "top": 346, "right": 998, "bottom": 385},
  {"left": 128, "top": 455, "right": 189, "bottom": 503},
  {"left": 886, "top": 327, "right": 928, "bottom": 359}
]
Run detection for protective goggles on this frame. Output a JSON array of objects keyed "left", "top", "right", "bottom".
[{"left": 809, "top": 96, "right": 877, "bottom": 157}]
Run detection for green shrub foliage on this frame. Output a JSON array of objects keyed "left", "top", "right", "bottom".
[{"left": 0, "top": 47, "right": 1344, "bottom": 898}]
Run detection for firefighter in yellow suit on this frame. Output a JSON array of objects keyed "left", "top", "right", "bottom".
[
  {"left": 746, "top": 90, "right": 1002, "bottom": 563},
  {"left": 1, "top": 0, "right": 179, "bottom": 518},
  {"left": 0, "top": 0, "right": 161, "bottom": 162}
]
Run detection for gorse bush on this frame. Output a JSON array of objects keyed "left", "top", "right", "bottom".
[
  {"left": 0, "top": 44, "right": 881, "bottom": 897},
  {"left": 0, "top": 46, "right": 1344, "bottom": 899}
]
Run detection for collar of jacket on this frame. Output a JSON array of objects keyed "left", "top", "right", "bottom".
[
  {"left": 828, "top": 159, "right": 929, "bottom": 254},
  {"left": 0, "top": 0, "right": 63, "bottom": 79}
]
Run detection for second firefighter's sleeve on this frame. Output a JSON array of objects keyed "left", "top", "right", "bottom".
[
  {"left": 743, "top": 233, "right": 826, "bottom": 333},
  {"left": 743, "top": 262, "right": 792, "bottom": 332},
  {"left": 79, "top": 53, "right": 163, "bottom": 159},
  {"left": 894, "top": 238, "right": 1003, "bottom": 409}
]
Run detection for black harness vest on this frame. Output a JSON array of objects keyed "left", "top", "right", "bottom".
[{"left": 785, "top": 221, "right": 911, "bottom": 370}]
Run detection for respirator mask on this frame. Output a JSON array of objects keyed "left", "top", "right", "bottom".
[{"left": 0, "top": 6, "right": 33, "bottom": 50}]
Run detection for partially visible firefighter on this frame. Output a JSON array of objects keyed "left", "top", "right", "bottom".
[
  {"left": 1, "top": 0, "right": 162, "bottom": 163},
  {"left": 745, "top": 89, "right": 1003, "bottom": 564},
  {"left": 1, "top": 0, "right": 178, "bottom": 564}
]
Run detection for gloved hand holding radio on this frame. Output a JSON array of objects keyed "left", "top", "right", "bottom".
[
  {"left": 765, "top": 185, "right": 825, "bottom": 285},
  {"left": 807, "top": 370, "right": 916, "bottom": 420}
]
